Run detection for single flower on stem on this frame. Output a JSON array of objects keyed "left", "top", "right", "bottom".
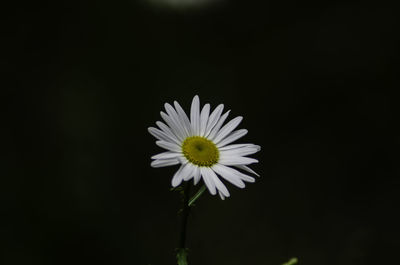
[{"left": 148, "top": 95, "right": 260, "bottom": 264}]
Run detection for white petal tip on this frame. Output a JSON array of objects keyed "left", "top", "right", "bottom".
[
  {"left": 150, "top": 160, "right": 162, "bottom": 168},
  {"left": 219, "top": 191, "right": 230, "bottom": 200},
  {"left": 171, "top": 180, "right": 181, "bottom": 187},
  {"left": 192, "top": 95, "right": 200, "bottom": 102},
  {"left": 208, "top": 189, "right": 217, "bottom": 195}
]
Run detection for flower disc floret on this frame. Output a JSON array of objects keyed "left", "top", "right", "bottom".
[{"left": 182, "top": 136, "right": 219, "bottom": 167}]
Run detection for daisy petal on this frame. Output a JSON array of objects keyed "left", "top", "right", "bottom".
[
  {"left": 174, "top": 101, "right": 192, "bottom": 136},
  {"left": 204, "top": 104, "right": 224, "bottom": 137},
  {"left": 156, "top": 140, "right": 182, "bottom": 152},
  {"left": 236, "top": 172, "right": 255, "bottom": 183},
  {"left": 217, "top": 129, "right": 248, "bottom": 147},
  {"left": 151, "top": 158, "right": 180, "bottom": 168},
  {"left": 165, "top": 104, "right": 188, "bottom": 138},
  {"left": 151, "top": 151, "right": 182, "bottom": 160},
  {"left": 219, "top": 143, "right": 256, "bottom": 151},
  {"left": 160, "top": 112, "right": 185, "bottom": 141},
  {"left": 171, "top": 164, "right": 186, "bottom": 187},
  {"left": 156, "top": 121, "right": 181, "bottom": 144},
  {"left": 215, "top": 164, "right": 255, "bottom": 183},
  {"left": 212, "top": 164, "right": 246, "bottom": 188},
  {"left": 200, "top": 167, "right": 216, "bottom": 195},
  {"left": 207, "top": 168, "right": 230, "bottom": 197},
  {"left": 193, "top": 167, "right": 201, "bottom": 185},
  {"left": 148, "top": 127, "right": 181, "bottom": 145},
  {"left": 234, "top": 165, "right": 260, "bottom": 177},
  {"left": 220, "top": 144, "right": 260, "bottom": 157},
  {"left": 219, "top": 156, "right": 259, "bottom": 166},
  {"left": 148, "top": 127, "right": 168, "bottom": 141},
  {"left": 190, "top": 95, "right": 200, "bottom": 135},
  {"left": 213, "top": 116, "right": 243, "bottom": 144},
  {"left": 183, "top": 163, "right": 196, "bottom": 181},
  {"left": 218, "top": 191, "right": 226, "bottom": 200},
  {"left": 207, "top": 110, "right": 230, "bottom": 140},
  {"left": 199, "top": 103, "right": 210, "bottom": 137}
]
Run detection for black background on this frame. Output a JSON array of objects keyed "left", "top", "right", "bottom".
[{"left": 3, "top": 0, "right": 400, "bottom": 264}]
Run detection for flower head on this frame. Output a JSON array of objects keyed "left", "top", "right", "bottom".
[{"left": 148, "top": 95, "right": 260, "bottom": 199}]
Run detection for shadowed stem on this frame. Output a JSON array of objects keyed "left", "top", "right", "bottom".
[
  {"left": 176, "top": 184, "right": 207, "bottom": 265},
  {"left": 177, "top": 183, "right": 191, "bottom": 265},
  {"left": 180, "top": 183, "right": 191, "bottom": 249}
]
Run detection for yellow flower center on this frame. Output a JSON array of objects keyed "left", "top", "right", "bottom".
[{"left": 182, "top": 136, "right": 219, "bottom": 167}]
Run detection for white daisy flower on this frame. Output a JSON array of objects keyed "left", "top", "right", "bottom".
[{"left": 148, "top": 95, "right": 260, "bottom": 200}]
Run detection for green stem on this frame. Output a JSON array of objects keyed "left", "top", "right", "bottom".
[{"left": 188, "top": 185, "right": 206, "bottom": 207}]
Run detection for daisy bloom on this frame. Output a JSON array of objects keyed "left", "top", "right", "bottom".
[{"left": 148, "top": 95, "right": 260, "bottom": 200}]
